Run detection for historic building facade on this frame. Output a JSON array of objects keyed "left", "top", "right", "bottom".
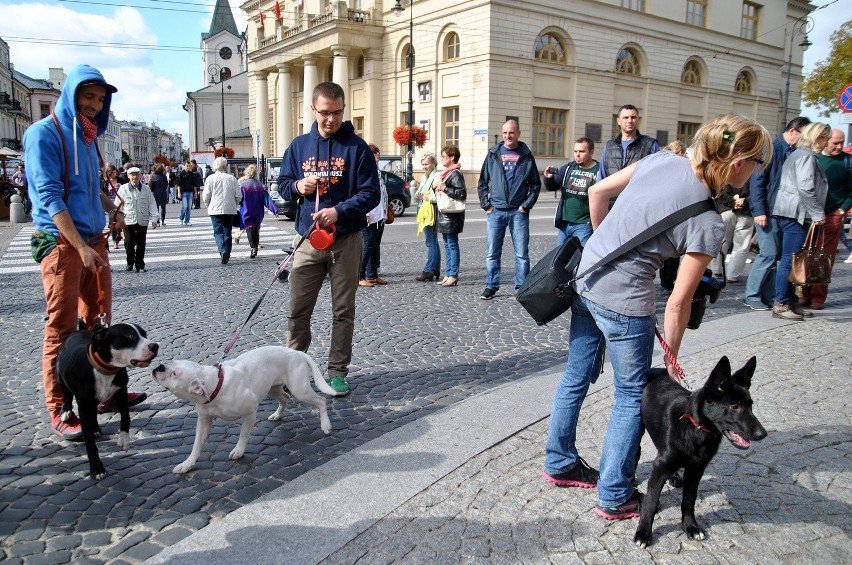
[{"left": 239, "top": 0, "right": 813, "bottom": 173}]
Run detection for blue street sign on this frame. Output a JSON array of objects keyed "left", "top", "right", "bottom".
[{"left": 839, "top": 83, "right": 852, "bottom": 113}]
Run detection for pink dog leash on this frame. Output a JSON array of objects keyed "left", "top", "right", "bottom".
[{"left": 654, "top": 326, "right": 693, "bottom": 392}]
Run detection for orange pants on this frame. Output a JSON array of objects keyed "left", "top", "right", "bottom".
[{"left": 39, "top": 236, "right": 111, "bottom": 415}]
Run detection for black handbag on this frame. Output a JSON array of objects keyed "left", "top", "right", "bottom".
[{"left": 516, "top": 199, "right": 717, "bottom": 326}]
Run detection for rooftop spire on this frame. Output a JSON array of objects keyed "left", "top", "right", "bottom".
[{"left": 208, "top": 0, "right": 239, "bottom": 37}]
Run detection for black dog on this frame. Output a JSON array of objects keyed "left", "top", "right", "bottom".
[
  {"left": 56, "top": 323, "right": 158, "bottom": 480},
  {"left": 633, "top": 356, "right": 767, "bottom": 548}
]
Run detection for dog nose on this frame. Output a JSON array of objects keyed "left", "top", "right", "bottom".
[
  {"left": 152, "top": 364, "right": 165, "bottom": 376},
  {"left": 150, "top": 343, "right": 159, "bottom": 354}
]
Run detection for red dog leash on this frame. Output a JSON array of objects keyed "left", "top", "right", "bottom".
[{"left": 654, "top": 326, "right": 693, "bottom": 392}]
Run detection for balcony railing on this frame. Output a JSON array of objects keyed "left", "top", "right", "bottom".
[{"left": 255, "top": 6, "right": 371, "bottom": 50}]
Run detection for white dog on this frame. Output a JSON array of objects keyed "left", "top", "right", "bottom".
[{"left": 151, "top": 346, "right": 341, "bottom": 474}]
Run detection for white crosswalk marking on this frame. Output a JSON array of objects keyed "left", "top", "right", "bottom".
[{"left": 0, "top": 220, "right": 296, "bottom": 274}]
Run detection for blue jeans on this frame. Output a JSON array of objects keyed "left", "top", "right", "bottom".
[
  {"left": 544, "top": 294, "right": 655, "bottom": 507},
  {"left": 557, "top": 222, "right": 593, "bottom": 247},
  {"left": 210, "top": 215, "right": 233, "bottom": 255},
  {"left": 179, "top": 193, "right": 193, "bottom": 224},
  {"left": 774, "top": 217, "right": 807, "bottom": 304},
  {"left": 422, "top": 225, "right": 441, "bottom": 274},
  {"left": 359, "top": 222, "right": 384, "bottom": 280},
  {"left": 443, "top": 233, "right": 459, "bottom": 277},
  {"left": 485, "top": 208, "right": 530, "bottom": 290},
  {"left": 744, "top": 216, "right": 779, "bottom": 306}
]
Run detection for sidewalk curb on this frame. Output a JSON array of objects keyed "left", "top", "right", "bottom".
[{"left": 147, "top": 305, "right": 848, "bottom": 565}]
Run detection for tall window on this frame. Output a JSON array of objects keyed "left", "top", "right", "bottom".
[
  {"left": 353, "top": 116, "right": 364, "bottom": 137},
  {"left": 402, "top": 44, "right": 413, "bottom": 70},
  {"left": 40, "top": 102, "right": 51, "bottom": 119},
  {"left": 687, "top": 0, "right": 706, "bottom": 27},
  {"left": 681, "top": 60, "right": 702, "bottom": 85},
  {"left": 735, "top": 69, "right": 753, "bottom": 93},
  {"left": 534, "top": 33, "right": 566, "bottom": 64},
  {"left": 444, "top": 32, "right": 460, "bottom": 61},
  {"left": 401, "top": 111, "right": 415, "bottom": 127},
  {"left": 355, "top": 55, "right": 365, "bottom": 79},
  {"left": 677, "top": 121, "right": 700, "bottom": 145},
  {"left": 615, "top": 47, "right": 641, "bottom": 76},
  {"left": 443, "top": 107, "right": 459, "bottom": 147},
  {"left": 622, "top": 0, "right": 645, "bottom": 10},
  {"left": 741, "top": 2, "right": 759, "bottom": 40},
  {"left": 532, "top": 107, "right": 566, "bottom": 158}
]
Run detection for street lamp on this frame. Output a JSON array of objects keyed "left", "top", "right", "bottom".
[
  {"left": 392, "top": 0, "right": 414, "bottom": 181},
  {"left": 781, "top": 15, "right": 813, "bottom": 133},
  {"left": 208, "top": 63, "right": 227, "bottom": 150}
]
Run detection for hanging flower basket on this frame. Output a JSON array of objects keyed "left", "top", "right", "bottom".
[
  {"left": 214, "top": 146, "right": 235, "bottom": 158},
  {"left": 392, "top": 125, "right": 427, "bottom": 148}
]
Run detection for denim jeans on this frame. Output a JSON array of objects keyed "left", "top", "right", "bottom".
[
  {"left": 210, "top": 215, "right": 234, "bottom": 255},
  {"left": 179, "top": 193, "right": 193, "bottom": 224},
  {"left": 544, "top": 294, "right": 655, "bottom": 507},
  {"left": 360, "top": 222, "right": 384, "bottom": 280},
  {"left": 443, "top": 233, "right": 460, "bottom": 277},
  {"left": 485, "top": 208, "right": 530, "bottom": 290},
  {"left": 422, "top": 225, "right": 441, "bottom": 274},
  {"left": 774, "top": 217, "right": 807, "bottom": 304},
  {"left": 744, "top": 216, "right": 779, "bottom": 306},
  {"left": 556, "top": 222, "right": 593, "bottom": 247}
]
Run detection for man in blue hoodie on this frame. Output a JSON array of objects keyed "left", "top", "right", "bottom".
[
  {"left": 24, "top": 64, "right": 147, "bottom": 441},
  {"left": 278, "top": 81, "right": 380, "bottom": 396},
  {"left": 477, "top": 119, "right": 541, "bottom": 300}
]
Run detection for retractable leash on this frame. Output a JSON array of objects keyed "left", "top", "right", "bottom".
[
  {"left": 216, "top": 220, "right": 318, "bottom": 364},
  {"left": 654, "top": 327, "right": 693, "bottom": 392}
]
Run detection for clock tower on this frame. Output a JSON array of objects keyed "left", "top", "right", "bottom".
[{"left": 201, "top": 0, "right": 245, "bottom": 84}]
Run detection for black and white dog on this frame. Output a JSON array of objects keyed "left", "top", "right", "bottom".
[{"left": 56, "top": 323, "right": 158, "bottom": 480}]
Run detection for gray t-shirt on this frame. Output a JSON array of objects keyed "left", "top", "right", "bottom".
[{"left": 578, "top": 152, "right": 724, "bottom": 316}]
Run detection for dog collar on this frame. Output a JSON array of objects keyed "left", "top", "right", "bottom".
[
  {"left": 205, "top": 363, "right": 225, "bottom": 404},
  {"left": 87, "top": 345, "right": 122, "bottom": 375},
  {"left": 679, "top": 413, "right": 713, "bottom": 434}
]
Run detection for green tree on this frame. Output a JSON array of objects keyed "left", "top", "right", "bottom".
[{"left": 802, "top": 20, "right": 852, "bottom": 117}]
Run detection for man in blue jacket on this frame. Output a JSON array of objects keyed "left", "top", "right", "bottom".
[
  {"left": 24, "top": 64, "right": 146, "bottom": 441},
  {"left": 477, "top": 119, "right": 541, "bottom": 300},
  {"left": 278, "top": 81, "right": 380, "bottom": 396},
  {"left": 743, "top": 116, "right": 810, "bottom": 311}
]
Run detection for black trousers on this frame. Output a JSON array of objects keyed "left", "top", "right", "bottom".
[{"left": 123, "top": 224, "right": 149, "bottom": 270}]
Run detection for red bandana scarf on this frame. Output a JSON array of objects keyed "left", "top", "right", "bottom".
[{"left": 78, "top": 113, "right": 98, "bottom": 145}]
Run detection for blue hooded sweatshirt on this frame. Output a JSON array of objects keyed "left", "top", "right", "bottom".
[
  {"left": 278, "top": 120, "right": 380, "bottom": 236},
  {"left": 24, "top": 65, "right": 116, "bottom": 240}
]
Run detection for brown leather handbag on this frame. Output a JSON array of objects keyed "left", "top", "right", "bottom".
[{"left": 789, "top": 222, "right": 832, "bottom": 286}]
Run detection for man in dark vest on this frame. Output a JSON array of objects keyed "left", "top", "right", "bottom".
[{"left": 598, "top": 104, "right": 659, "bottom": 180}]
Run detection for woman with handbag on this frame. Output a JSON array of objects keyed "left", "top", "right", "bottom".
[
  {"left": 769, "top": 122, "right": 831, "bottom": 320},
  {"left": 542, "top": 114, "right": 770, "bottom": 520},
  {"left": 434, "top": 145, "right": 466, "bottom": 286},
  {"left": 414, "top": 153, "right": 441, "bottom": 281}
]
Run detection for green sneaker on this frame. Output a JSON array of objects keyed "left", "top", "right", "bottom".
[{"left": 328, "top": 375, "right": 351, "bottom": 396}]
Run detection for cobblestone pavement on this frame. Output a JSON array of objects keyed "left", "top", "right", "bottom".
[
  {"left": 321, "top": 317, "right": 851, "bottom": 564},
  {"left": 1, "top": 211, "right": 850, "bottom": 564}
]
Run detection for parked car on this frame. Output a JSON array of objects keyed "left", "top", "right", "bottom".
[{"left": 268, "top": 169, "right": 411, "bottom": 221}]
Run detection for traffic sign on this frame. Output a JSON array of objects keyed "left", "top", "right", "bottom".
[{"left": 839, "top": 83, "right": 852, "bottom": 113}]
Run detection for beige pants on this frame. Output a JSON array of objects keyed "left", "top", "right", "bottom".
[{"left": 287, "top": 230, "right": 362, "bottom": 377}]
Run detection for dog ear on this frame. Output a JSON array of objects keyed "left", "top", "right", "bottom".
[
  {"left": 732, "top": 356, "right": 757, "bottom": 389},
  {"left": 91, "top": 326, "right": 108, "bottom": 344},
  {"left": 190, "top": 379, "right": 207, "bottom": 400},
  {"left": 707, "top": 355, "right": 732, "bottom": 396}
]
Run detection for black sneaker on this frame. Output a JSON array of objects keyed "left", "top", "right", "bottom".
[
  {"left": 480, "top": 287, "right": 497, "bottom": 300},
  {"left": 541, "top": 458, "right": 599, "bottom": 488},
  {"left": 594, "top": 490, "right": 644, "bottom": 520}
]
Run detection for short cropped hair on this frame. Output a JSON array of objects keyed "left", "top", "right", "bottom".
[
  {"left": 441, "top": 145, "right": 460, "bottom": 163},
  {"left": 212, "top": 157, "right": 228, "bottom": 171},
  {"left": 574, "top": 137, "right": 595, "bottom": 153},
  {"left": 313, "top": 81, "right": 345, "bottom": 103}
]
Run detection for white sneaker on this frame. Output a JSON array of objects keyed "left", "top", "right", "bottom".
[{"left": 844, "top": 253, "right": 852, "bottom": 264}]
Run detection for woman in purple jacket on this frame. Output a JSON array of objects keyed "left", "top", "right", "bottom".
[{"left": 238, "top": 164, "right": 277, "bottom": 258}]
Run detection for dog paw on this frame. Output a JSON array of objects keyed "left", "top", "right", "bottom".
[
  {"left": 90, "top": 462, "right": 107, "bottom": 481},
  {"left": 229, "top": 447, "right": 245, "bottom": 460},
  {"left": 633, "top": 529, "right": 652, "bottom": 548},
  {"left": 173, "top": 462, "right": 194, "bottom": 474},
  {"left": 267, "top": 412, "right": 282, "bottom": 421},
  {"left": 685, "top": 526, "right": 706, "bottom": 541},
  {"left": 115, "top": 431, "right": 130, "bottom": 451}
]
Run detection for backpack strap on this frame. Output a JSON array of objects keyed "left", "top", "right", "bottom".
[{"left": 574, "top": 198, "right": 716, "bottom": 282}]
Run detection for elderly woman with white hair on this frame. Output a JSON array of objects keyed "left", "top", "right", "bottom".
[{"left": 203, "top": 157, "right": 242, "bottom": 264}]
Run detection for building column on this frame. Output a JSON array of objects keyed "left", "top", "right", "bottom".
[
  {"left": 364, "top": 50, "right": 382, "bottom": 145},
  {"left": 253, "top": 70, "right": 269, "bottom": 159},
  {"left": 303, "top": 56, "right": 318, "bottom": 134},
  {"left": 331, "top": 45, "right": 350, "bottom": 121},
  {"left": 276, "top": 63, "right": 293, "bottom": 153}
]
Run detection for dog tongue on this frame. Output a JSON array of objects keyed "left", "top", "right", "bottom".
[{"left": 726, "top": 430, "right": 751, "bottom": 449}]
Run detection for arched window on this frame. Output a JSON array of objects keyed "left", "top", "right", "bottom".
[
  {"left": 220, "top": 67, "right": 232, "bottom": 80},
  {"left": 681, "top": 60, "right": 702, "bottom": 85},
  {"left": 535, "top": 33, "right": 566, "bottom": 64},
  {"left": 355, "top": 55, "right": 365, "bottom": 78},
  {"left": 615, "top": 47, "right": 641, "bottom": 75},
  {"left": 735, "top": 69, "right": 753, "bottom": 93},
  {"left": 401, "top": 44, "right": 413, "bottom": 71},
  {"left": 444, "top": 32, "right": 460, "bottom": 61}
]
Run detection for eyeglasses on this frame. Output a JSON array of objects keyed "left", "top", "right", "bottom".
[{"left": 313, "top": 108, "right": 344, "bottom": 118}]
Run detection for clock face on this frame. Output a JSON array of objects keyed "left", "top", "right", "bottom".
[{"left": 219, "top": 47, "right": 232, "bottom": 60}]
